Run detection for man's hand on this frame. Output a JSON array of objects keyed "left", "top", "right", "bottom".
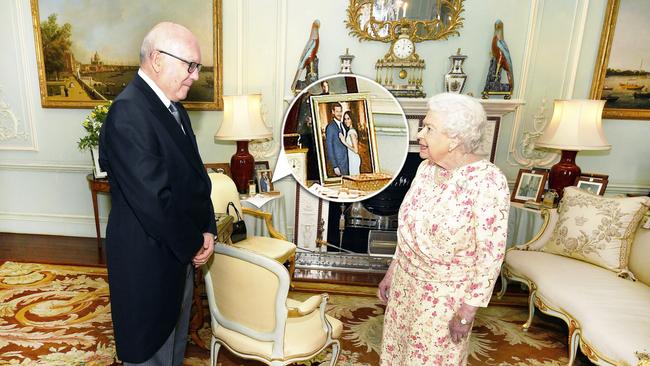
[
  {"left": 448, "top": 303, "right": 478, "bottom": 343},
  {"left": 333, "top": 167, "right": 341, "bottom": 176},
  {"left": 193, "top": 232, "right": 215, "bottom": 268}
]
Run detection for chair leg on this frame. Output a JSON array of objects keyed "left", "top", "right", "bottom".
[
  {"left": 567, "top": 327, "right": 580, "bottom": 366},
  {"left": 497, "top": 270, "right": 508, "bottom": 299},
  {"left": 329, "top": 340, "right": 341, "bottom": 366},
  {"left": 288, "top": 253, "right": 296, "bottom": 279},
  {"left": 210, "top": 336, "right": 221, "bottom": 366},
  {"left": 523, "top": 289, "right": 537, "bottom": 332}
]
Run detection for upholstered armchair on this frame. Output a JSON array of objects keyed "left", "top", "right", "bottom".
[
  {"left": 203, "top": 244, "right": 342, "bottom": 366},
  {"left": 208, "top": 172, "right": 296, "bottom": 279}
]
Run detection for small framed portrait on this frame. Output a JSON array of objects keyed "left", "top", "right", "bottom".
[
  {"left": 254, "top": 160, "right": 270, "bottom": 174},
  {"left": 512, "top": 168, "right": 549, "bottom": 203},
  {"left": 575, "top": 173, "right": 609, "bottom": 195},
  {"left": 256, "top": 169, "right": 274, "bottom": 193},
  {"left": 310, "top": 93, "right": 380, "bottom": 185}
]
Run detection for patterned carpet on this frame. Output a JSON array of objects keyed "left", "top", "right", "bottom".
[{"left": 0, "top": 261, "right": 591, "bottom": 365}]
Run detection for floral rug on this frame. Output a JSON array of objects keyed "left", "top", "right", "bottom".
[{"left": 0, "top": 261, "right": 592, "bottom": 365}]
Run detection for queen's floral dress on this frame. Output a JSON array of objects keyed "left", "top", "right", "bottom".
[{"left": 380, "top": 160, "right": 510, "bottom": 366}]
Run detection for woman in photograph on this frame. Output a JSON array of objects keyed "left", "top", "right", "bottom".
[
  {"left": 377, "top": 93, "right": 510, "bottom": 365},
  {"left": 339, "top": 111, "right": 361, "bottom": 175}
]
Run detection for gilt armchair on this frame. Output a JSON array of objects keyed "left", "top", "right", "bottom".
[
  {"left": 208, "top": 172, "right": 296, "bottom": 278},
  {"left": 203, "top": 244, "right": 342, "bottom": 366}
]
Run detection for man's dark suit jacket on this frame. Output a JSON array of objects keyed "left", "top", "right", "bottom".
[
  {"left": 98, "top": 74, "right": 216, "bottom": 363},
  {"left": 325, "top": 120, "right": 349, "bottom": 175}
]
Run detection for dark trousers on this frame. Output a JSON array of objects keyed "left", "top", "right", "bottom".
[{"left": 124, "top": 265, "right": 194, "bottom": 366}]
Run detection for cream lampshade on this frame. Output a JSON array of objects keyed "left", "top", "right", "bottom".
[
  {"left": 536, "top": 99, "right": 610, "bottom": 198},
  {"left": 215, "top": 94, "right": 272, "bottom": 193}
]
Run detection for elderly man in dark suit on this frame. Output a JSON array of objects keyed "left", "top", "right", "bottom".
[
  {"left": 325, "top": 102, "right": 349, "bottom": 176},
  {"left": 99, "top": 22, "right": 216, "bottom": 366}
]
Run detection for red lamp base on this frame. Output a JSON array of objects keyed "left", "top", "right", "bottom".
[
  {"left": 230, "top": 141, "right": 254, "bottom": 194},
  {"left": 548, "top": 150, "right": 581, "bottom": 199}
]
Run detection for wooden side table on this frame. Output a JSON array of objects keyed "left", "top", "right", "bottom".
[{"left": 86, "top": 174, "right": 110, "bottom": 251}]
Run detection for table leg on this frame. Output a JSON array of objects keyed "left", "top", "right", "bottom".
[{"left": 91, "top": 189, "right": 102, "bottom": 251}]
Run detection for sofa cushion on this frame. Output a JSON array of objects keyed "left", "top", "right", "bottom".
[
  {"left": 629, "top": 216, "right": 650, "bottom": 286},
  {"left": 541, "top": 186, "right": 649, "bottom": 276},
  {"left": 506, "top": 250, "right": 650, "bottom": 365}
]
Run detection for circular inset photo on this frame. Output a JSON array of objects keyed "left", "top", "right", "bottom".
[{"left": 282, "top": 74, "right": 409, "bottom": 202}]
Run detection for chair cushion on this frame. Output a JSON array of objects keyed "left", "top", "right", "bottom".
[
  {"left": 506, "top": 250, "right": 650, "bottom": 365},
  {"left": 232, "top": 236, "right": 296, "bottom": 264},
  {"left": 541, "top": 186, "right": 649, "bottom": 276},
  {"left": 214, "top": 305, "right": 342, "bottom": 361}
]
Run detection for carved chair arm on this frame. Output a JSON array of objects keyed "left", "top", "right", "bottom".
[
  {"left": 242, "top": 207, "right": 288, "bottom": 241},
  {"left": 287, "top": 294, "right": 324, "bottom": 317}
]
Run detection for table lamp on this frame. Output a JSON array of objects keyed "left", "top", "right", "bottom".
[
  {"left": 535, "top": 99, "right": 610, "bottom": 198},
  {"left": 215, "top": 94, "right": 272, "bottom": 193}
]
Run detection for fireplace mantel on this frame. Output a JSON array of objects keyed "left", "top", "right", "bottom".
[{"left": 398, "top": 98, "right": 525, "bottom": 118}]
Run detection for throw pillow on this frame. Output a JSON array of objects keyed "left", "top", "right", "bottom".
[{"left": 542, "top": 186, "right": 650, "bottom": 277}]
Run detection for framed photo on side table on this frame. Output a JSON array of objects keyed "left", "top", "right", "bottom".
[
  {"left": 512, "top": 168, "right": 549, "bottom": 203},
  {"left": 256, "top": 169, "right": 274, "bottom": 193},
  {"left": 575, "top": 173, "right": 609, "bottom": 195}
]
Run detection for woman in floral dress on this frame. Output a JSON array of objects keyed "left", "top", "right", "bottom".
[{"left": 378, "top": 93, "right": 510, "bottom": 365}]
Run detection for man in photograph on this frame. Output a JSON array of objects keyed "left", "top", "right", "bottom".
[{"left": 325, "top": 102, "right": 349, "bottom": 176}]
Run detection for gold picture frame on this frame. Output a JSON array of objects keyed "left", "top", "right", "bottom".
[
  {"left": 30, "top": 0, "right": 223, "bottom": 110},
  {"left": 310, "top": 93, "right": 380, "bottom": 186},
  {"left": 589, "top": 0, "right": 650, "bottom": 120}
]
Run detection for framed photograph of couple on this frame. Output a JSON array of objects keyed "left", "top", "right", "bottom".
[
  {"left": 310, "top": 93, "right": 380, "bottom": 185},
  {"left": 30, "top": 0, "right": 223, "bottom": 110},
  {"left": 511, "top": 168, "right": 549, "bottom": 203},
  {"left": 256, "top": 169, "right": 274, "bottom": 193},
  {"left": 575, "top": 173, "right": 609, "bottom": 195},
  {"left": 589, "top": 0, "right": 650, "bottom": 119}
]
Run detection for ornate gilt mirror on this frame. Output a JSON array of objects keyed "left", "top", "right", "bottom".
[{"left": 346, "top": 0, "right": 465, "bottom": 42}]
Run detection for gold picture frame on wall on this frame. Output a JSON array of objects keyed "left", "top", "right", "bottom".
[
  {"left": 30, "top": 0, "right": 223, "bottom": 110},
  {"left": 589, "top": 0, "right": 650, "bottom": 120}
]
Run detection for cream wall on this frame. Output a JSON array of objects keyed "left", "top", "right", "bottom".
[{"left": 0, "top": 0, "right": 648, "bottom": 239}]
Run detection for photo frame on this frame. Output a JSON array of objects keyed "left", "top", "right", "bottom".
[
  {"left": 204, "top": 162, "right": 230, "bottom": 177},
  {"left": 293, "top": 182, "right": 329, "bottom": 250},
  {"left": 575, "top": 173, "right": 609, "bottom": 195},
  {"left": 311, "top": 93, "right": 380, "bottom": 185},
  {"left": 589, "top": 0, "right": 650, "bottom": 120},
  {"left": 30, "top": 0, "right": 223, "bottom": 110},
  {"left": 256, "top": 169, "right": 274, "bottom": 193},
  {"left": 511, "top": 168, "right": 549, "bottom": 203},
  {"left": 254, "top": 160, "right": 270, "bottom": 173}
]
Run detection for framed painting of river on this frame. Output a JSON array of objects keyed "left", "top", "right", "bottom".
[
  {"left": 30, "top": 0, "right": 223, "bottom": 110},
  {"left": 590, "top": 0, "right": 650, "bottom": 119}
]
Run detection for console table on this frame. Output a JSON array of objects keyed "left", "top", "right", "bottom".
[{"left": 86, "top": 174, "right": 110, "bottom": 251}]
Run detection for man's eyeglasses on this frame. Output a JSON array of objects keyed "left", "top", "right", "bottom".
[{"left": 157, "top": 50, "right": 202, "bottom": 73}]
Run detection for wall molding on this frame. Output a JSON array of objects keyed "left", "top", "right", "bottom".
[
  {"left": 0, "top": 0, "right": 38, "bottom": 151},
  {"left": 507, "top": 0, "right": 590, "bottom": 169},
  {"left": 0, "top": 211, "right": 105, "bottom": 237},
  {"left": 0, "top": 161, "right": 92, "bottom": 173}
]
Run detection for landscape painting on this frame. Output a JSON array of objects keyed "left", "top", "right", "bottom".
[
  {"left": 590, "top": 0, "right": 650, "bottom": 119},
  {"left": 30, "top": 0, "right": 223, "bottom": 110}
]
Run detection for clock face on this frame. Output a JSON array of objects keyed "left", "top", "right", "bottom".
[{"left": 393, "top": 38, "right": 414, "bottom": 59}]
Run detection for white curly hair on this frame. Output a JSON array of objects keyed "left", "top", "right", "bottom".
[{"left": 426, "top": 93, "right": 486, "bottom": 153}]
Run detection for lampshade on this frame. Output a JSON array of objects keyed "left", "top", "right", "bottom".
[
  {"left": 215, "top": 94, "right": 272, "bottom": 141},
  {"left": 536, "top": 99, "right": 610, "bottom": 151}
]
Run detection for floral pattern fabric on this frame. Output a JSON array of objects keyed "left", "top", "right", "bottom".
[
  {"left": 541, "top": 186, "right": 649, "bottom": 277},
  {"left": 381, "top": 160, "right": 510, "bottom": 366}
]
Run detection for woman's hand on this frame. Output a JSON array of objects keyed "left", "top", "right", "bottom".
[
  {"left": 448, "top": 303, "right": 478, "bottom": 343},
  {"left": 377, "top": 264, "right": 396, "bottom": 304},
  {"left": 338, "top": 132, "right": 346, "bottom": 143}
]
